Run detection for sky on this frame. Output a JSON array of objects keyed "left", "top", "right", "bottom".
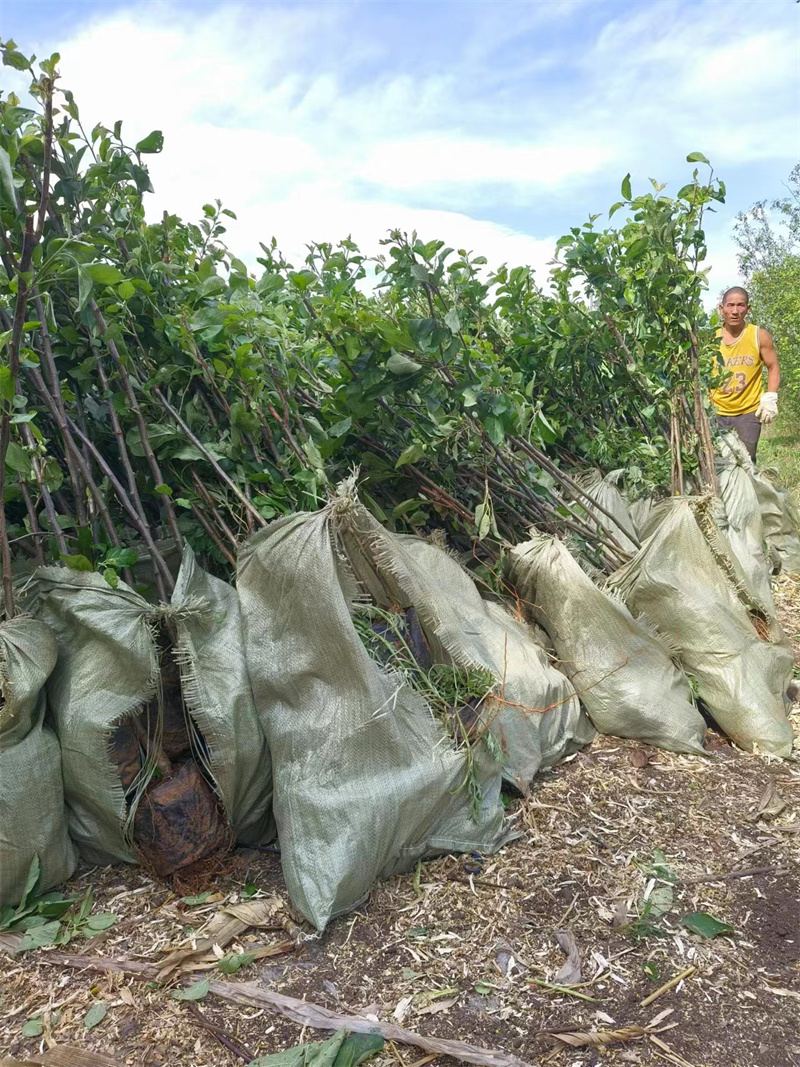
[{"left": 1, "top": 0, "right": 799, "bottom": 296}]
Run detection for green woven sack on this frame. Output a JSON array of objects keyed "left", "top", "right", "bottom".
[
  {"left": 510, "top": 533, "right": 707, "bottom": 755},
  {"left": 36, "top": 546, "right": 272, "bottom": 867},
  {"left": 0, "top": 617, "right": 77, "bottom": 906},
  {"left": 718, "top": 432, "right": 800, "bottom": 575},
  {"left": 334, "top": 508, "right": 595, "bottom": 790},
  {"left": 237, "top": 489, "right": 524, "bottom": 931},
  {"left": 608, "top": 500, "right": 794, "bottom": 756}
]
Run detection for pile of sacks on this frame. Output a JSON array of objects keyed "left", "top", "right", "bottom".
[{"left": 2, "top": 442, "right": 798, "bottom": 931}]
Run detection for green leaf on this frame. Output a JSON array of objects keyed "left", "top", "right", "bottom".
[
  {"left": 103, "top": 547, "right": 137, "bottom": 568},
  {"left": 303, "top": 438, "right": 325, "bottom": 471},
  {"left": 117, "top": 280, "right": 136, "bottom": 301},
  {"left": 328, "top": 417, "right": 352, "bottom": 438},
  {"left": 444, "top": 308, "right": 460, "bottom": 334},
  {"left": 395, "top": 442, "right": 425, "bottom": 468},
  {"left": 172, "top": 979, "right": 209, "bottom": 1002},
  {"left": 0, "top": 145, "right": 19, "bottom": 210},
  {"left": 16, "top": 920, "right": 61, "bottom": 953},
  {"left": 686, "top": 151, "right": 710, "bottom": 165},
  {"left": 621, "top": 173, "right": 632, "bottom": 200},
  {"left": 217, "top": 951, "right": 255, "bottom": 974},
  {"left": 21, "top": 1017, "right": 43, "bottom": 1037},
  {"left": 392, "top": 498, "right": 422, "bottom": 518},
  {"left": 84, "top": 263, "right": 125, "bottom": 286},
  {"left": 37, "top": 896, "right": 76, "bottom": 919},
  {"left": 84, "top": 912, "right": 117, "bottom": 932},
  {"left": 2, "top": 47, "right": 31, "bottom": 72},
  {"left": 60, "top": 553, "right": 93, "bottom": 572},
  {"left": 180, "top": 891, "right": 213, "bottom": 905},
  {"left": 475, "top": 501, "right": 491, "bottom": 540},
  {"left": 679, "top": 912, "right": 734, "bottom": 939},
  {"left": 387, "top": 352, "right": 423, "bottom": 376},
  {"left": 154, "top": 482, "right": 173, "bottom": 495},
  {"left": 0, "top": 365, "right": 13, "bottom": 400},
  {"left": 84, "top": 1002, "right": 107, "bottom": 1030},
  {"left": 333, "top": 1033, "right": 385, "bottom": 1067},
  {"left": 16, "top": 856, "right": 41, "bottom": 913},
  {"left": 483, "top": 414, "right": 505, "bottom": 446},
  {"left": 5, "top": 441, "right": 31, "bottom": 474},
  {"left": 136, "top": 130, "right": 164, "bottom": 154},
  {"left": 77, "top": 266, "right": 94, "bottom": 312}
]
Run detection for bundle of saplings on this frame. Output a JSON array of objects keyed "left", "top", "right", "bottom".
[
  {"left": 0, "top": 617, "right": 77, "bottom": 905},
  {"left": 607, "top": 499, "right": 794, "bottom": 756},
  {"left": 35, "top": 548, "right": 272, "bottom": 874},
  {"left": 508, "top": 533, "right": 707, "bottom": 755}
]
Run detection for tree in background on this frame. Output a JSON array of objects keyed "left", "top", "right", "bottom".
[{"left": 734, "top": 165, "right": 800, "bottom": 420}]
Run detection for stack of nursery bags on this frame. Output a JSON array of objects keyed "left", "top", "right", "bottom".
[
  {"left": 509, "top": 533, "right": 707, "bottom": 755},
  {"left": 35, "top": 545, "right": 272, "bottom": 875},
  {"left": 237, "top": 480, "right": 594, "bottom": 931},
  {"left": 718, "top": 431, "right": 800, "bottom": 576},
  {"left": 607, "top": 498, "right": 794, "bottom": 757},
  {"left": 0, "top": 617, "right": 77, "bottom": 905}
]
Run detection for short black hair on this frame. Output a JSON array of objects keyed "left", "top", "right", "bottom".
[{"left": 721, "top": 286, "right": 750, "bottom": 304}]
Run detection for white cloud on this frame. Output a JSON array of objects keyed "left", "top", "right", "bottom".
[{"left": 10, "top": 0, "right": 796, "bottom": 294}]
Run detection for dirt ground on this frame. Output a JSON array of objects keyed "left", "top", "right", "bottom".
[{"left": 2, "top": 580, "right": 799, "bottom": 1067}]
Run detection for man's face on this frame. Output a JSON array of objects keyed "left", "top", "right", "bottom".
[{"left": 720, "top": 293, "right": 749, "bottom": 328}]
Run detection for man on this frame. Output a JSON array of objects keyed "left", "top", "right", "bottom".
[{"left": 710, "top": 286, "right": 780, "bottom": 462}]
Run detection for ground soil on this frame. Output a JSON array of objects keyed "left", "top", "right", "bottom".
[{"left": 1, "top": 580, "right": 799, "bottom": 1067}]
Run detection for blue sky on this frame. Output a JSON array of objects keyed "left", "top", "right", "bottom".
[{"left": 2, "top": 0, "right": 798, "bottom": 293}]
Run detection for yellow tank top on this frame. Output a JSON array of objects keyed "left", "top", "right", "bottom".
[{"left": 710, "top": 323, "right": 763, "bottom": 416}]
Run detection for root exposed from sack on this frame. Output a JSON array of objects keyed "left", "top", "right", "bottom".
[
  {"left": 111, "top": 631, "right": 231, "bottom": 878},
  {"left": 133, "top": 760, "right": 231, "bottom": 878},
  {"left": 147, "top": 651, "right": 192, "bottom": 761},
  {"left": 110, "top": 720, "right": 143, "bottom": 793}
]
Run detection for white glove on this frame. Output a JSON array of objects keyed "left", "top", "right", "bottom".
[{"left": 756, "top": 391, "right": 778, "bottom": 425}]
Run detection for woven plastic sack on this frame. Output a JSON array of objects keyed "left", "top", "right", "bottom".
[
  {"left": 714, "top": 435, "right": 776, "bottom": 614},
  {"left": 628, "top": 496, "right": 655, "bottom": 538},
  {"left": 0, "top": 618, "right": 77, "bottom": 905},
  {"left": 36, "top": 546, "right": 272, "bottom": 867},
  {"left": 576, "top": 469, "right": 640, "bottom": 556},
  {"left": 340, "top": 517, "right": 594, "bottom": 791},
  {"left": 608, "top": 500, "right": 794, "bottom": 756},
  {"left": 237, "top": 489, "right": 549, "bottom": 930},
  {"left": 716, "top": 431, "right": 800, "bottom": 574},
  {"left": 509, "top": 534, "right": 706, "bottom": 754}
]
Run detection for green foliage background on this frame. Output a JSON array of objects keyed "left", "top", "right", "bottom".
[
  {"left": 734, "top": 164, "right": 800, "bottom": 500},
  {"left": 0, "top": 42, "right": 725, "bottom": 595}
]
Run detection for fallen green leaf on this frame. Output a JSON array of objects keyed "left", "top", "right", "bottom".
[
  {"left": 84, "top": 1002, "right": 107, "bottom": 1030},
  {"left": 217, "top": 951, "right": 255, "bottom": 974},
  {"left": 16, "top": 920, "right": 61, "bottom": 953},
  {"left": 679, "top": 912, "right": 735, "bottom": 939},
  {"left": 172, "top": 978, "right": 209, "bottom": 1001}
]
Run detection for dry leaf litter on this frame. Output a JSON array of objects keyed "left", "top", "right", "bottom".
[{"left": 2, "top": 577, "right": 799, "bottom": 1067}]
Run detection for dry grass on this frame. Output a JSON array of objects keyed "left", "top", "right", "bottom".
[{"left": 2, "top": 582, "right": 800, "bottom": 1067}]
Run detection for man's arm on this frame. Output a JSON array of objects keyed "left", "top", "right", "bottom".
[
  {"left": 756, "top": 328, "right": 780, "bottom": 425},
  {"left": 761, "top": 328, "right": 780, "bottom": 392}
]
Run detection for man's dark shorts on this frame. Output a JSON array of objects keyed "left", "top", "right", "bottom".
[{"left": 716, "top": 411, "right": 761, "bottom": 462}]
